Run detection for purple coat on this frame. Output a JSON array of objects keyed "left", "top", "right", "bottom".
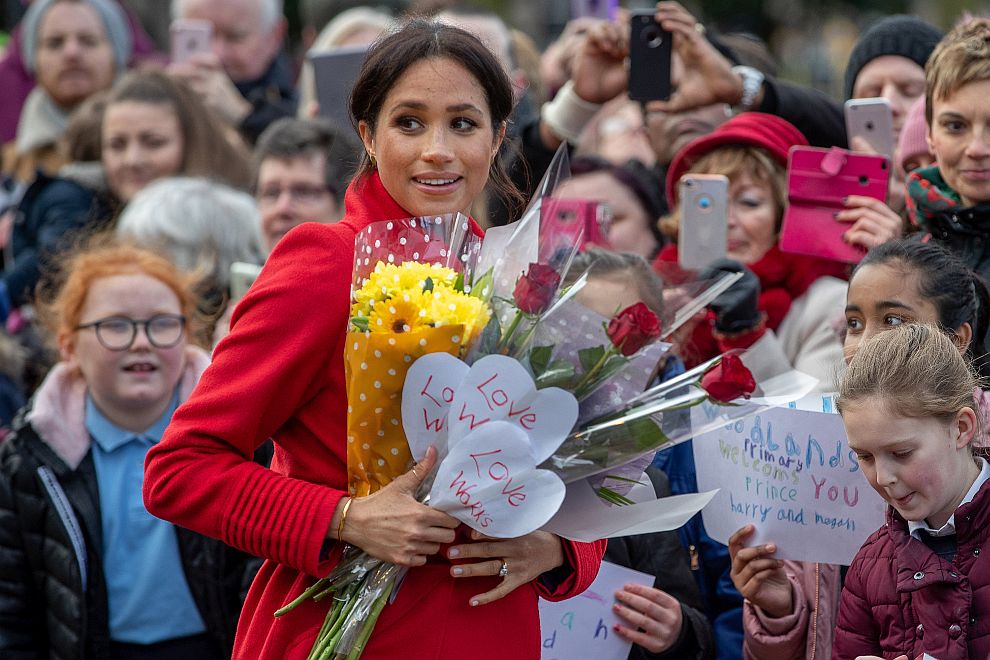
[{"left": 832, "top": 478, "right": 990, "bottom": 660}]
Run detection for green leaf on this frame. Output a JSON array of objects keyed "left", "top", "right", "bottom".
[
  {"left": 350, "top": 317, "right": 370, "bottom": 332},
  {"left": 627, "top": 417, "right": 671, "bottom": 452},
  {"left": 535, "top": 360, "right": 576, "bottom": 389},
  {"left": 601, "top": 474, "right": 647, "bottom": 485},
  {"left": 475, "top": 314, "right": 502, "bottom": 356},
  {"left": 596, "top": 487, "right": 635, "bottom": 506},
  {"left": 578, "top": 345, "right": 606, "bottom": 373},
  {"left": 453, "top": 272, "right": 465, "bottom": 293},
  {"left": 469, "top": 267, "right": 494, "bottom": 301},
  {"left": 529, "top": 345, "right": 554, "bottom": 376},
  {"left": 596, "top": 355, "right": 629, "bottom": 383},
  {"left": 423, "top": 277, "right": 434, "bottom": 293}
]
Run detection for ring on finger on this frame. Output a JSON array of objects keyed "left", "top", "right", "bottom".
[
  {"left": 694, "top": 22, "right": 706, "bottom": 35},
  {"left": 498, "top": 559, "right": 509, "bottom": 578}
]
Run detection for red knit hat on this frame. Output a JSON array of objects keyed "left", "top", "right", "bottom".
[{"left": 665, "top": 112, "right": 808, "bottom": 204}]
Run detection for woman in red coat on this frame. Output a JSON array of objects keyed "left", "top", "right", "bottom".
[{"left": 142, "top": 19, "right": 605, "bottom": 660}]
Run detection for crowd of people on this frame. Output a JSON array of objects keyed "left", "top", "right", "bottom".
[{"left": 2, "top": 1, "right": 990, "bottom": 659}]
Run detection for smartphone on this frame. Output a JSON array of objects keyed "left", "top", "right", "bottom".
[
  {"left": 539, "top": 197, "right": 611, "bottom": 263},
  {"left": 844, "top": 97, "right": 895, "bottom": 161},
  {"left": 308, "top": 46, "right": 368, "bottom": 135},
  {"left": 779, "top": 146, "right": 890, "bottom": 264},
  {"left": 678, "top": 175, "right": 729, "bottom": 271},
  {"left": 628, "top": 10, "right": 672, "bottom": 102},
  {"left": 170, "top": 19, "right": 212, "bottom": 64},
  {"left": 229, "top": 261, "right": 263, "bottom": 301},
  {"left": 570, "top": 0, "right": 618, "bottom": 20}
]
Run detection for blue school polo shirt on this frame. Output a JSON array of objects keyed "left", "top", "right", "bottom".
[{"left": 86, "top": 394, "right": 207, "bottom": 644}]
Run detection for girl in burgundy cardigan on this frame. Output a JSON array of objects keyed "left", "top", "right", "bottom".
[{"left": 143, "top": 20, "right": 604, "bottom": 660}]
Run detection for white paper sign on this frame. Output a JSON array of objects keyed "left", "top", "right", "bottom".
[
  {"left": 693, "top": 404, "right": 886, "bottom": 565},
  {"left": 430, "top": 421, "right": 566, "bottom": 537},
  {"left": 448, "top": 354, "right": 577, "bottom": 463},
  {"left": 543, "top": 478, "right": 718, "bottom": 542},
  {"left": 401, "top": 353, "right": 469, "bottom": 461},
  {"left": 539, "top": 561, "right": 653, "bottom": 660}
]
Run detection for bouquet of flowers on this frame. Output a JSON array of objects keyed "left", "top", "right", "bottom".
[{"left": 276, "top": 148, "right": 813, "bottom": 659}]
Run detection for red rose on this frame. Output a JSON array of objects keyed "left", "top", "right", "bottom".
[
  {"left": 606, "top": 302, "right": 662, "bottom": 357},
  {"left": 513, "top": 263, "right": 561, "bottom": 315},
  {"left": 701, "top": 354, "right": 757, "bottom": 403}
]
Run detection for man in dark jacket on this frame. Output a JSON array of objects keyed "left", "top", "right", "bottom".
[{"left": 168, "top": 0, "right": 296, "bottom": 144}]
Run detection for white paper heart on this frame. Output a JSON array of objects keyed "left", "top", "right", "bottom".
[
  {"left": 401, "top": 353, "right": 470, "bottom": 461},
  {"left": 447, "top": 354, "right": 577, "bottom": 464},
  {"left": 429, "top": 421, "right": 566, "bottom": 538}
]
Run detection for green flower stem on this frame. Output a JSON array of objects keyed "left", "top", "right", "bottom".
[
  {"left": 496, "top": 309, "right": 524, "bottom": 353},
  {"left": 344, "top": 586, "right": 392, "bottom": 660},
  {"left": 275, "top": 577, "right": 329, "bottom": 617},
  {"left": 311, "top": 585, "right": 361, "bottom": 660},
  {"left": 573, "top": 345, "right": 621, "bottom": 399}
]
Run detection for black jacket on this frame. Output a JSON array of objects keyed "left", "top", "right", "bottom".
[
  {"left": 604, "top": 468, "right": 716, "bottom": 660},
  {"left": 0, "top": 405, "right": 251, "bottom": 660},
  {"left": 235, "top": 52, "right": 298, "bottom": 145}
]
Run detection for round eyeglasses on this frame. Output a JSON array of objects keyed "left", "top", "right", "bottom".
[{"left": 75, "top": 314, "right": 187, "bottom": 351}]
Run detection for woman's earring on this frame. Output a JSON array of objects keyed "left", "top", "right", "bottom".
[{"left": 369, "top": 152, "right": 377, "bottom": 168}]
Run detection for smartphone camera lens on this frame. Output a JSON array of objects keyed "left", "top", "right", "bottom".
[
  {"left": 641, "top": 25, "right": 664, "bottom": 48},
  {"left": 696, "top": 194, "right": 713, "bottom": 212},
  {"left": 865, "top": 121, "right": 875, "bottom": 131}
]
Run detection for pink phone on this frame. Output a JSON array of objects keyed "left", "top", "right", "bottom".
[
  {"left": 539, "top": 197, "right": 611, "bottom": 263},
  {"left": 170, "top": 19, "right": 212, "bottom": 64},
  {"left": 779, "top": 146, "right": 890, "bottom": 264}
]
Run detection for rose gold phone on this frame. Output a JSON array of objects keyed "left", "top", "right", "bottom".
[
  {"left": 678, "top": 174, "right": 729, "bottom": 271},
  {"left": 170, "top": 19, "right": 212, "bottom": 64}
]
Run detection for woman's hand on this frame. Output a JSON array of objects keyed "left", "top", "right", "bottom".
[
  {"left": 612, "top": 583, "right": 685, "bottom": 654},
  {"left": 447, "top": 529, "right": 565, "bottom": 606},
  {"left": 335, "top": 447, "right": 460, "bottom": 567},
  {"left": 571, "top": 19, "right": 629, "bottom": 105},
  {"left": 728, "top": 524, "right": 794, "bottom": 618},
  {"left": 648, "top": 1, "right": 746, "bottom": 113},
  {"left": 836, "top": 195, "right": 904, "bottom": 250}
]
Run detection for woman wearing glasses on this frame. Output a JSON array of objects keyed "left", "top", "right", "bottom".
[{"left": 0, "top": 240, "right": 249, "bottom": 659}]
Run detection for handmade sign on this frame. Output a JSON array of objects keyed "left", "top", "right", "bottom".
[
  {"left": 539, "top": 561, "right": 653, "bottom": 660},
  {"left": 403, "top": 353, "right": 577, "bottom": 538},
  {"left": 693, "top": 402, "right": 886, "bottom": 565},
  {"left": 430, "top": 421, "right": 566, "bottom": 537}
]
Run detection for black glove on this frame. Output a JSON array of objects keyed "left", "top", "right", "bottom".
[{"left": 699, "top": 258, "right": 762, "bottom": 334}]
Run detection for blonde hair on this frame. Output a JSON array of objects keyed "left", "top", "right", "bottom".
[
  {"left": 837, "top": 324, "right": 979, "bottom": 425},
  {"left": 660, "top": 144, "right": 786, "bottom": 240},
  {"left": 39, "top": 235, "right": 204, "bottom": 347},
  {"left": 925, "top": 18, "right": 990, "bottom": 125}
]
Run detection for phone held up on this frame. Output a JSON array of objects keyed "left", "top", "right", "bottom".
[
  {"left": 844, "top": 97, "right": 895, "bottom": 161},
  {"left": 628, "top": 10, "right": 672, "bottom": 102},
  {"left": 539, "top": 197, "right": 612, "bottom": 265},
  {"left": 677, "top": 174, "right": 729, "bottom": 271},
  {"left": 170, "top": 19, "right": 212, "bottom": 64},
  {"left": 779, "top": 146, "right": 890, "bottom": 264}
]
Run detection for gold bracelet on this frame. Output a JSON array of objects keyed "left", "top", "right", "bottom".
[{"left": 336, "top": 497, "right": 353, "bottom": 541}]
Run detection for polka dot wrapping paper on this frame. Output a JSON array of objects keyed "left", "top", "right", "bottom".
[{"left": 345, "top": 214, "right": 485, "bottom": 497}]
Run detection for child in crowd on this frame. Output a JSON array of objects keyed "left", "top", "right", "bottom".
[
  {"left": 0, "top": 240, "right": 248, "bottom": 659},
  {"left": 832, "top": 323, "right": 990, "bottom": 660},
  {"left": 728, "top": 239, "right": 990, "bottom": 660}
]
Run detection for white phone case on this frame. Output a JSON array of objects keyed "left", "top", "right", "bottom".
[
  {"left": 844, "top": 97, "right": 895, "bottom": 161},
  {"left": 170, "top": 20, "right": 212, "bottom": 64},
  {"left": 678, "top": 174, "right": 729, "bottom": 271}
]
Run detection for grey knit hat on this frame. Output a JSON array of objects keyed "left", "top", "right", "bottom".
[
  {"left": 20, "top": 0, "right": 133, "bottom": 75},
  {"left": 843, "top": 15, "right": 942, "bottom": 100}
]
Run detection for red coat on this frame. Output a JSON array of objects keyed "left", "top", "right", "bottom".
[
  {"left": 143, "top": 172, "right": 605, "bottom": 660},
  {"left": 832, "top": 479, "right": 990, "bottom": 660}
]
